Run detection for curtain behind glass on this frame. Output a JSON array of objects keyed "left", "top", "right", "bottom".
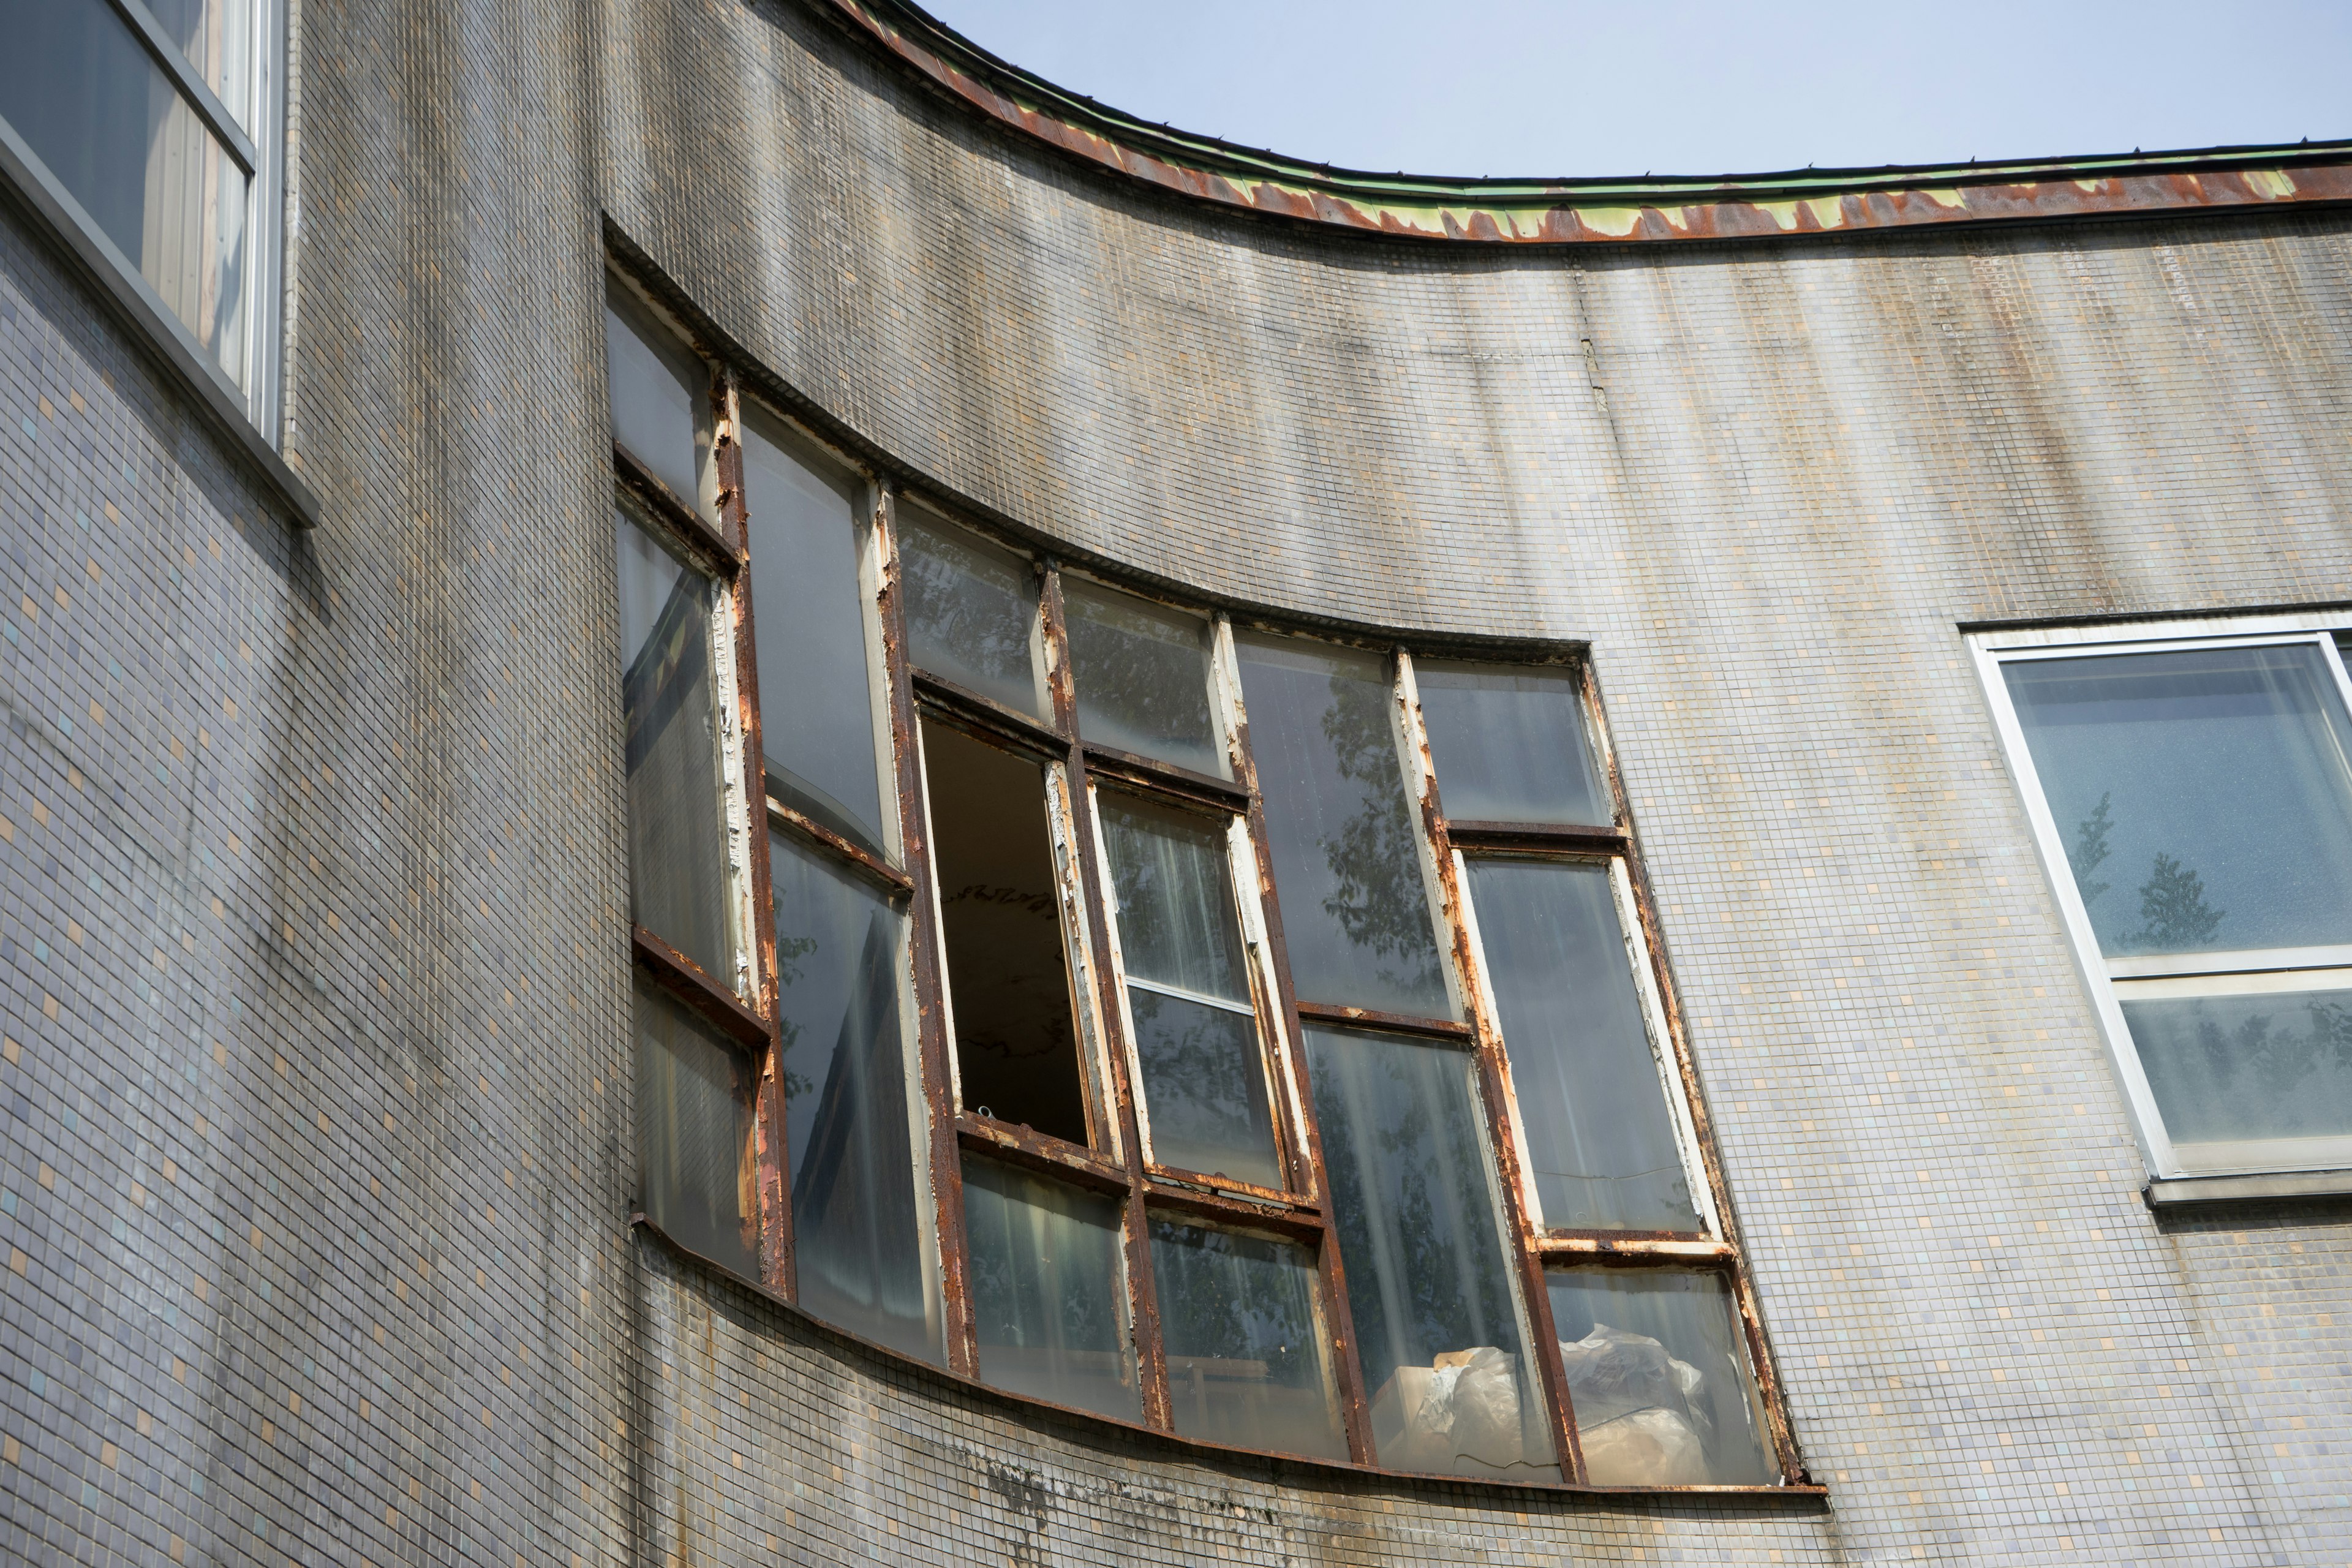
[
  {"left": 1149, "top": 1219, "right": 1346, "bottom": 1460},
  {"left": 962, "top": 1158, "right": 1138, "bottom": 1421},
  {"left": 635, "top": 982, "right": 760, "bottom": 1278}
]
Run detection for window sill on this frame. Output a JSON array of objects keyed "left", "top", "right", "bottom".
[
  {"left": 0, "top": 113, "right": 318, "bottom": 529},
  {"left": 2143, "top": 1169, "right": 2352, "bottom": 1208}
]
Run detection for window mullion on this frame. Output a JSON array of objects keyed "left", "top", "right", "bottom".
[{"left": 102, "top": 0, "right": 258, "bottom": 172}]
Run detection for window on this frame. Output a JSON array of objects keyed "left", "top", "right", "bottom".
[
  {"left": 1977, "top": 617, "right": 2352, "bottom": 1185},
  {"left": 600, "top": 262, "right": 1795, "bottom": 1488}
]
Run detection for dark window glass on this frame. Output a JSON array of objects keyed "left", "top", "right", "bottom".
[
  {"left": 922, "top": 720, "right": 1088, "bottom": 1144},
  {"left": 1547, "top": 1268, "right": 1776, "bottom": 1486},
  {"left": 1148, "top": 1218, "right": 1346, "bottom": 1459},
  {"left": 1096, "top": 794, "right": 1280, "bottom": 1188},
  {"left": 962, "top": 1157, "right": 1137, "bottom": 1421},
  {"left": 634, "top": 981, "right": 760, "bottom": 1278},
  {"left": 616, "top": 507, "right": 734, "bottom": 982},
  {"left": 743, "top": 412, "right": 889, "bottom": 853},
  {"left": 1234, "top": 635, "right": 1453, "bottom": 1019},
  {"left": 1063, "top": 579, "right": 1227, "bottom": 778},
  {"left": 900, "top": 507, "right": 1042, "bottom": 715},
  {"left": 145, "top": 0, "right": 250, "bottom": 111},
  {"left": 1465, "top": 859, "right": 1697, "bottom": 1232},
  {"left": 1306, "top": 1027, "right": 1556, "bottom": 1480},
  {"left": 2119, "top": 988, "right": 2352, "bottom": 1171},
  {"left": 1416, "top": 662, "right": 1608, "bottom": 827},
  {"left": 604, "top": 280, "right": 712, "bottom": 515},
  {"left": 774, "top": 834, "right": 941, "bottom": 1364}
]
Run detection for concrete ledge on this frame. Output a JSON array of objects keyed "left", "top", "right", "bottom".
[{"left": 2144, "top": 1170, "right": 2352, "bottom": 1207}]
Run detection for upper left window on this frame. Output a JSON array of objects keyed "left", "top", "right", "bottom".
[{"left": 0, "top": 0, "right": 285, "bottom": 424}]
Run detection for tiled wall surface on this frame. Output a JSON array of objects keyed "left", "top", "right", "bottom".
[{"left": 1, "top": 0, "right": 2348, "bottom": 1561}]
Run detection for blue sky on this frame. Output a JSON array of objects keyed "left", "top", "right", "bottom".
[{"left": 921, "top": 0, "right": 2352, "bottom": 179}]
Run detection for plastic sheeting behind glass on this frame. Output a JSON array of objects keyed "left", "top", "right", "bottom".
[
  {"left": 1305, "top": 1027, "right": 1556, "bottom": 1480},
  {"left": 2003, "top": 644, "right": 2352, "bottom": 957},
  {"left": 604, "top": 280, "right": 713, "bottom": 515},
  {"left": 1466, "top": 859, "right": 1698, "bottom": 1232},
  {"left": 743, "top": 412, "right": 890, "bottom": 854},
  {"left": 2120, "top": 986, "right": 2352, "bottom": 1170},
  {"left": 1416, "top": 662, "right": 1609, "bottom": 827},
  {"left": 635, "top": 982, "right": 760, "bottom": 1278},
  {"left": 616, "top": 508, "right": 733, "bottom": 981},
  {"left": 1148, "top": 1219, "right": 1346, "bottom": 1459},
  {"left": 1546, "top": 1268, "right": 1776, "bottom": 1485},
  {"left": 1063, "top": 579, "right": 1228, "bottom": 777},
  {"left": 899, "top": 507, "right": 1044, "bottom": 715},
  {"left": 773, "top": 834, "right": 941, "bottom": 1363},
  {"left": 1234, "top": 635, "right": 1453, "bottom": 1019},
  {"left": 962, "top": 1158, "right": 1138, "bottom": 1421}
]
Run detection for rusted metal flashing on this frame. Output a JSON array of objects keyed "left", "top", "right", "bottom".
[{"left": 818, "top": 0, "right": 2352, "bottom": 246}]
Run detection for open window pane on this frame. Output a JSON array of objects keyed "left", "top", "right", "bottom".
[
  {"left": 604, "top": 280, "right": 713, "bottom": 514},
  {"left": 962, "top": 1158, "right": 1138, "bottom": 1421},
  {"left": 634, "top": 982, "right": 760, "bottom": 1278},
  {"left": 743, "top": 411, "right": 890, "bottom": 853},
  {"left": 1306, "top": 1027, "right": 1557, "bottom": 1480},
  {"left": 1466, "top": 859, "right": 1698, "bottom": 1232},
  {"left": 1547, "top": 1268, "right": 1775, "bottom": 1485},
  {"left": 773, "top": 834, "right": 941, "bottom": 1364},
  {"left": 616, "top": 506, "right": 734, "bottom": 982},
  {"left": 1416, "top": 662, "right": 1609, "bottom": 827},
  {"left": 1096, "top": 794, "right": 1280, "bottom": 1186},
  {"left": 1063, "top": 580, "right": 1228, "bottom": 778},
  {"left": 1235, "top": 635, "right": 1453, "bottom": 1019},
  {"left": 1148, "top": 1218, "right": 1346, "bottom": 1460},
  {"left": 2119, "top": 985, "right": 2352, "bottom": 1173},
  {"left": 922, "top": 720, "right": 1089, "bottom": 1144},
  {"left": 900, "top": 508, "right": 1044, "bottom": 715},
  {"left": 2003, "top": 644, "right": 2352, "bottom": 958}
]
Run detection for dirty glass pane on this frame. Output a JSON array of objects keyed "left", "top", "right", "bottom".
[
  {"left": 1306, "top": 1027, "right": 1556, "bottom": 1481},
  {"left": 1416, "top": 661, "right": 1609, "bottom": 827},
  {"left": 2120, "top": 986, "right": 2352, "bottom": 1172},
  {"left": 1547, "top": 1268, "right": 1775, "bottom": 1485},
  {"left": 604, "top": 279, "right": 712, "bottom": 514},
  {"left": 0, "top": 0, "right": 249, "bottom": 383},
  {"left": 2003, "top": 644, "right": 2352, "bottom": 959},
  {"left": 1148, "top": 1218, "right": 1346, "bottom": 1460},
  {"left": 616, "top": 507, "right": 734, "bottom": 982},
  {"left": 962, "top": 1157, "right": 1137, "bottom": 1422},
  {"left": 923, "top": 720, "right": 1088, "bottom": 1144},
  {"left": 1234, "top": 635, "right": 1453, "bottom": 1019},
  {"left": 773, "top": 834, "right": 941, "bottom": 1365},
  {"left": 145, "top": 0, "right": 252, "bottom": 115},
  {"left": 1063, "top": 579, "right": 1227, "bottom": 778},
  {"left": 900, "top": 507, "right": 1042, "bottom": 715},
  {"left": 1466, "top": 859, "right": 1697, "bottom": 1232},
  {"left": 634, "top": 981, "right": 760, "bottom": 1278},
  {"left": 744, "top": 410, "right": 890, "bottom": 854},
  {"left": 1097, "top": 794, "right": 1280, "bottom": 1187}
]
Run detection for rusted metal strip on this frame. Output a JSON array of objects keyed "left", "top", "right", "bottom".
[
  {"left": 1291, "top": 999, "right": 1474, "bottom": 1041},
  {"left": 1139, "top": 1166, "right": 1307, "bottom": 1213},
  {"left": 1139, "top": 1180, "right": 1324, "bottom": 1242},
  {"left": 1445, "top": 821, "right": 1629, "bottom": 853},
  {"left": 632, "top": 924, "right": 772, "bottom": 1047},
  {"left": 766, "top": 797, "right": 916, "bottom": 898},
  {"left": 911, "top": 668, "right": 1069, "bottom": 755},
  {"left": 956, "top": 1115, "right": 1131, "bottom": 1196},
  {"left": 1077, "top": 742, "right": 1252, "bottom": 813},
  {"left": 613, "top": 445, "right": 740, "bottom": 577},
  {"left": 1537, "top": 1235, "right": 1738, "bottom": 1261}
]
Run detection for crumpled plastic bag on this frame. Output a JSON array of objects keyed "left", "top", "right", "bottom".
[
  {"left": 1373, "top": 1347, "right": 1532, "bottom": 1472},
  {"left": 1558, "top": 1322, "right": 1711, "bottom": 1485}
]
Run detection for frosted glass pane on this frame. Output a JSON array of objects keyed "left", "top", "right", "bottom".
[
  {"left": 1235, "top": 635, "right": 1453, "bottom": 1019},
  {"left": 1546, "top": 1269, "right": 1775, "bottom": 1486},
  {"left": 604, "top": 281, "right": 710, "bottom": 514},
  {"left": 1064, "top": 580, "right": 1227, "bottom": 777},
  {"left": 1150, "top": 1219, "right": 1346, "bottom": 1460},
  {"left": 1466, "top": 859, "right": 1697, "bottom": 1232},
  {"left": 963, "top": 1158, "right": 1138, "bottom": 1422},
  {"left": 900, "top": 510, "right": 1042, "bottom": 715},
  {"left": 1416, "top": 662, "right": 1608, "bottom": 827},
  {"left": 2122, "top": 989, "right": 2352, "bottom": 1169},
  {"left": 634, "top": 982, "right": 759, "bottom": 1278},
  {"left": 2005, "top": 645, "right": 2352, "bottom": 957}
]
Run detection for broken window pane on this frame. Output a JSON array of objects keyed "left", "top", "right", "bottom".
[
  {"left": 1234, "top": 635, "right": 1453, "bottom": 1019},
  {"left": 1306, "top": 1027, "right": 1556, "bottom": 1481},
  {"left": 1547, "top": 1268, "right": 1776, "bottom": 1486},
  {"left": 773, "top": 834, "right": 941, "bottom": 1365},
  {"left": 1148, "top": 1218, "right": 1346, "bottom": 1460},
  {"left": 962, "top": 1157, "right": 1138, "bottom": 1422},
  {"left": 900, "top": 507, "right": 1044, "bottom": 715},
  {"left": 616, "top": 505, "right": 734, "bottom": 982},
  {"left": 1416, "top": 661, "right": 1609, "bottom": 827},
  {"left": 1063, "top": 579, "right": 1228, "bottom": 778},
  {"left": 1096, "top": 794, "right": 1280, "bottom": 1188},
  {"left": 604, "top": 279, "right": 712, "bottom": 514},
  {"left": 743, "top": 411, "right": 890, "bottom": 854},
  {"left": 2118, "top": 986, "right": 2352, "bottom": 1173},
  {"left": 1465, "top": 859, "right": 1698, "bottom": 1232},
  {"left": 922, "top": 720, "right": 1089, "bottom": 1144},
  {"left": 634, "top": 981, "right": 760, "bottom": 1278}
]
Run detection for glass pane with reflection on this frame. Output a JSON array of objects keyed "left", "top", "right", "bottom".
[
  {"left": 1234, "top": 635, "right": 1453, "bottom": 1019},
  {"left": 962, "top": 1158, "right": 1138, "bottom": 1422},
  {"left": 1149, "top": 1218, "right": 1346, "bottom": 1460},
  {"left": 774, "top": 834, "right": 941, "bottom": 1365},
  {"left": 1466, "top": 858, "right": 1698, "bottom": 1232},
  {"left": 1415, "top": 661, "right": 1608, "bottom": 827},
  {"left": 145, "top": 0, "right": 251, "bottom": 115},
  {"left": 634, "top": 981, "right": 760, "bottom": 1278},
  {"left": 604, "top": 280, "right": 712, "bottom": 514},
  {"left": 1545, "top": 1268, "right": 1775, "bottom": 1486},
  {"left": 1063, "top": 579, "right": 1227, "bottom": 777},
  {"left": 899, "top": 508, "right": 1043, "bottom": 715},
  {"left": 2121, "top": 986, "right": 2352, "bottom": 1171},
  {"left": 1306, "top": 1027, "right": 1556, "bottom": 1481}
]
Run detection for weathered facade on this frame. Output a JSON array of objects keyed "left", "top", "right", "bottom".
[{"left": 2, "top": 0, "right": 2350, "bottom": 1563}]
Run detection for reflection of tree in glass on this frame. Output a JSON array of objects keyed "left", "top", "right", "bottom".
[
  {"left": 2128, "top": 853, "right": 2225, "bottom": 951},
  {"left": 1066, "top": 595, "right": 1214, "bottom": 756},
  {"left": 1317, "top": 673, "right": 1444, "bottom": 1002},
  {"left": 772, "top": 928, "right": 816, "bottom": 1101},
  {"left": 2071, "top": 792, "right": 2114, "bottom": 908},
  {"left": 900, "top": 530, "right": 1030, "bottom": 688},
  {"left": 1131, "top": 993, "right": 1258, "bottom": 1148}
]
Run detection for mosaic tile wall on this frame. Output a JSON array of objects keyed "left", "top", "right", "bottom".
[{"left": 0, "top": 0, "right": 2346, "bottom": 1561}]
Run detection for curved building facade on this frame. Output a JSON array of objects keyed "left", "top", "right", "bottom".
[{"left": 2, "top": 0, "right": 2351, "bottom": 1563}]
